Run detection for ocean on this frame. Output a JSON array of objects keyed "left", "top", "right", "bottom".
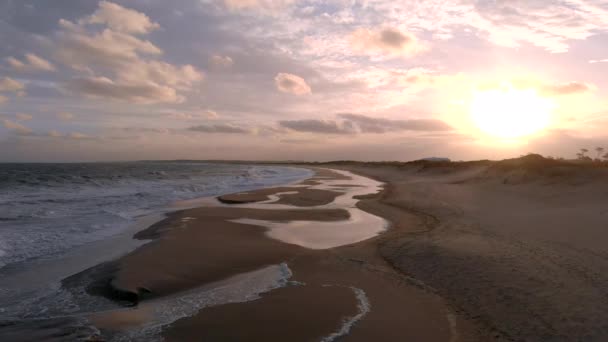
[{"left": 0, "top": 162, "right": 312, "bottom": 320}]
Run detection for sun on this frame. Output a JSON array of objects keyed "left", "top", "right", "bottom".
[{"left": 470, "top": 83, "right": 553, "bottom": 139}]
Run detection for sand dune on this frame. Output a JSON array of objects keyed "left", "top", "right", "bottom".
[{"left": 332, "top": 155, "right": 608, "bottom": 341}]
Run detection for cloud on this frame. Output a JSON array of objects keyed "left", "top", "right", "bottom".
[
  {"left": 119, "top": 61, "right": 203, "bottom": 90},
  {"left": 338, "top": 113, "right": 453, "bottom": 133},
  {"left": 274, "top": 73, "right": 311, "bottom": 95},
  {"left": 350, "top": 27, "right": 427, "bottom": 58},
  {"left": 279, "top": 114, "right": 452, "bottom": 135},
  {"left": 5, "top": 57, "right": 24, "bottom": 69},
  {"left": 223, "top": 0, "right": 293, "bottom": 13},
  {"left": 167, "top": 112, "right": 195, "bottom": 120},
  {"left": 68, "top": 132, "right": 90, "bottom": 139},
  {"left": 6, "top": 54, "right": 56, "bottom": 72},
  {"left": 56, "top": 19, "right": 162, "bottom": 71},
  {"left": 210, "top": 55, "right": 234, "bottom": 68},
  {"left": 279, "top": 138, "right": 318, "bottom": 144},
  {"left": 201, "top": 110, "right": 219, "bottom": 119},
  {"left": 455, "top": 1, "right": 608, "bottom": 53},
  {"left": 478, "top": 79, "right": 594, "bottom": 97},
  {"left": 333, "top": 2, "right": 608, "bottom": 53},
  {"left": 46, "top": 130, "right": 93, "bottom": 139},
  {"left": 2, "top": 119, "right": 32, "bottom": 135},
  {"left": 15, "top": 113, "right": 33, "bottom": 121},
  {"left": 48, "top": 130, "right": 63, "bottom": 137},
  {"left": 540, "top": 82, "right": 592, "bottom": 96},
  {"left": 0, "top": 77, "right": 25, "bottom": 93},
  {"left": 188, "top": 123, "right": 250, "bottom": 134},
  {"left": 387, "top": 68, "right": 443, "bottom": 87},
  {"left": 279, "top": 119, "right": 355, "bottom": 134},
  {"left": 119, "top": 127, "right": 171, "bottom": 135},
  {"left": 57, "top": 112, "right": 74, "bottom": 121},
  {"left": 83, "top": 1, "right": 160, "bottom": 34},
  {"left": 65, "top": 77, "right": 183, "bottom": 104},
  {"left": 56, "top": 2, "right": 202, "bottom": 104},
  {"left": 589, "top": 59, "right": 608, "bottom": 64},
  {"left": 166, "top": 110, "right": 217, "bottom": 120}
]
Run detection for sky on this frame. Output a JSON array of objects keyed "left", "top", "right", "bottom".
[{"left": 0, "top": 0, "right": 607, "bottom": 162}]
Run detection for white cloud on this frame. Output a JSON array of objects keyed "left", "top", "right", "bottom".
[
  {"left": 56, "top": 20, "right": 162, "bottom": 71},
  {"left": 7, "top": 54, "right": 56, "bottom": 72},
  {"left": 56, "top": 2, "right": 203, "bottom": 104},
  {"left": 46, "top": 130, "right": 92, "bottom": 139},
  {"left": 365, "top": 0, "right": 608, "bottom": 53},
  {"left": 119, "top": 61, "right": 203, "bottom": 90},
  {"left": 57, "top": 112, "right": 74, "bottom": 121},
  {"left": 6, "top": 57, "right": 25, "bottom": 69},
  {"left": 201, "top": 110, "right": 219, "bottom": 119},
  {"left": 589, "top": 59, "right": 608, "bottom": 63},
  {"left": 350, "top": 27, "right": 427, "bottom": 58},
  {"left": 166, "top": 109, "right": 219, "bottom": 120},
  {"left": 275, "top": 73, "right": 311, "bottom": 95},
  {"left": 479, "top": 79, "right": 595, "bottom": 97},
  {"left": 209, "top": 55, "right": 234, "bottom": 68},
  {"left": 167, "top": 112, "right": 194, "bottom": 120},
  {"left": 68, "top": 132, "right": 89, "bottom": 139},
  {"left": 0, "top": 77, "right": 25, "bottom": 93},
  {"left": 2, "top": 119, "right": 32, "bottom": 135},
  {"left": 15, "top": 113, "right": 33, "bottom": 121},
  {"left": 65, "top": 77, "right": 183, "bottom": 104},
  {"left": 48, "top": 130, "right": 63, "bottom": 137},
  {"left": 223, "top": 0, "right": 293, "bottom": 13},
  {"left": 467, "top": 0, "right": 608, "bottom": 53},
  {"left": 540, "top": 82, "right": 593, "bottom": 96},
  {"left": 24, "top": 53, "right": 56, "bottom": 71},
  {"left": 83, "top": 1, "right": 160, "bottom": 34}
]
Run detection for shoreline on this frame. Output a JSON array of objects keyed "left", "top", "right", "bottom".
[
  {"left": 139, "top": 166, "right": 485, "bottom": 341},
  {"left": 1, "top": 165, "right": 488, "bottom": 341},
  {"left": 0, "top": 164, "right": 313, "bottom": 315},
  {"left": 4, "top": 157, "right": 608, "bottom": 340}
]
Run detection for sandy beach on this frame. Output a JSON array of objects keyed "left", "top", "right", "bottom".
[
  {"left": 4, "top": 156, "right": 608, "bottom": 341},
  {"left": 331, "top": 156, "right": 608, "bottom": 341},
  {"left": 72, "top": 167, "right": 482, "bottom": 341}
]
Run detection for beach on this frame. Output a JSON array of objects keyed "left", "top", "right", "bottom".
[
  {"left": 4, "top": 157, "right": 608, "bottom": 341},
  {"left": 68, "top": 167, "right": 482, "bottom": 341},
  {"left": 332, "top": 156, "right": 608, "bottom": 341}
]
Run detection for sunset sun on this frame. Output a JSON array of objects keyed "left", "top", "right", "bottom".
[{"left": 470, "top": 84, "right": 554, "bottom": 139}]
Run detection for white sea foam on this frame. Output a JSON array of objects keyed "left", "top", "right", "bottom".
[
  {"left": 0, "top": 263, "right": 295, "bottom": 341},
  {"left": 108, "top": 263, "right": 294, "bottom": 341},
  {"left": 320, "top": 286, "right": 371, "bottom": 342}
]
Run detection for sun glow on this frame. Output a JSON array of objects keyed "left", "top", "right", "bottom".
[{"left": 470, "top": 84, "right": 553, "bottom": 139}]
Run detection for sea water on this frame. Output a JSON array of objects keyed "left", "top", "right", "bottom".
[
  {"left": 0, "top": 162, "right": 310, "bottom": 269},
  {"left": 0, "top": 162, "right": 312, "bottom": 319}
]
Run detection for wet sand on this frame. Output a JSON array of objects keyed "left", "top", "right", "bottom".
[
  {"left": 67, "top": 167, "right": 486, "bottom": 341},
  {"left": 163, "top": 285, "right": 361, "bottom": 341}
]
